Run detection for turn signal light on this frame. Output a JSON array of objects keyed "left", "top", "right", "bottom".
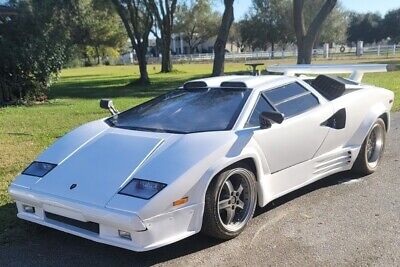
[{"left": 173, "top": 197, "right": 188, "bottom": 206}]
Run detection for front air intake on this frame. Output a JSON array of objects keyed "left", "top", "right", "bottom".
[
  {"left": 45, "top": 212, "right": 100, "bottom": 234},
  {"left": 183, "top": 81, "right": 208, "bottom": 89},
  {"left": 220, "top": 81, "right": 247, "bottom": 88}
]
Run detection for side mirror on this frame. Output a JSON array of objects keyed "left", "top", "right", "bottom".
[
  {"left": 100, "top": 99, "right": 118, "bottom": 115},
  {"left": 259, "top": 111, "right": 284, "bottom": 129}
]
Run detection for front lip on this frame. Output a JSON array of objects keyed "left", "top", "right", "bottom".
[{"left": 9, "top": 183, "right": 147, "bottom": 232}]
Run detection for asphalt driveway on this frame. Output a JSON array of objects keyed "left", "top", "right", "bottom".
[{"left": 1, "top": 113, "right": 399, "bottom": 267}]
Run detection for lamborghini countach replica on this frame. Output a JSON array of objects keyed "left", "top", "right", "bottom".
[{"left": 9, "top": 64, "right": 395, "bottom": 251}]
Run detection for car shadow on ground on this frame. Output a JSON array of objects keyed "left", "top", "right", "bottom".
[
  {"left": 254, "top": 171, "right": 363, "bottom": 217},
  {"left": 0, "top": 171, "right": 363, "bottom": 266}
]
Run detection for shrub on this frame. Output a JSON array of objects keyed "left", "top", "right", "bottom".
[{"left": 0, "top": 1, "right": 69, "bottom": 105}]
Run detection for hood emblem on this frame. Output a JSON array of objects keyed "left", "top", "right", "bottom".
[{"left": 69, "top": 184, "right": 77, "bottom": 190}]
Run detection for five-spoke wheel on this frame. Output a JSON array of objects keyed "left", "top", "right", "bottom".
[
  {"left": 353, "top": 118, "right": 386, "bottom": 174},
  {"left": 202, "top": 164, "right": 257, "bottom": 239}
]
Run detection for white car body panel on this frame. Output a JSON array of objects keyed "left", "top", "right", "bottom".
[
  {"left": 9, "top": 64, "right": 394, "bottom": 251},
  {"left": 33, "top": 129, "right": 164, "bottom": 207}
]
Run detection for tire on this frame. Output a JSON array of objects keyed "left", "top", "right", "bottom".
[
  {"left": 201, "top": 164, "right": 257, "bottom": 240},
  {"left": 352, "top": 118, "right": 386, "bottom": 175}
]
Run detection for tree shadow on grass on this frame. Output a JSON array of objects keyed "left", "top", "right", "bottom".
[
  {"left": 0, "top": 171, "right": 363, "bottom": 267},
  {"left": 49, "top": 74, "right": 207, "bottom": 100},
  {"left": 49, "top": 68, "right": 253, "bottom": 101}
]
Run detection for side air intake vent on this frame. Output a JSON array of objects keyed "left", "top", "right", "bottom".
[
  {"left": 183, "top": 81, "right": 208, "bottom": 89},
  {"left": 311, "top": 75, "right": 346, "bottom": 101},
  {"left": 220, "top": 81, "right": 247, "bottom": 88}
]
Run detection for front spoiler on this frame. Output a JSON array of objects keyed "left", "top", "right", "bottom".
[{"left": 9, "top": 184, "right": 204, "bottom": 251}]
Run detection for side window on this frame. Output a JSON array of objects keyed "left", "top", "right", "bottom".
[
  {"left": 245, "top": 95, "right": 275, "bottom": 128},
  {"left": 264, "top": 83, "right": 319, "bottom": 118}
]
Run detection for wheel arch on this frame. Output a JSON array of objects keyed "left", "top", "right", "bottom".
[
  {"left": 219, "top": 158, "right": 258, "bottom": 179},
  {"left": 202, "top": 156, "right": 265, "bottom": 208},
  {"left": 346, "top": 102, "right": 389, "bottom": 147},
  {"left": 379, "top": 112, "right": 390, "bottom": 132}
]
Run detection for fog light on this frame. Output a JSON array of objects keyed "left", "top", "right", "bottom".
[
  {"left": 118, "top": 230, "right": 132, "bottom": 240},
  {"left": 23, "top": 205, "right": 35, "bottom": 213}
]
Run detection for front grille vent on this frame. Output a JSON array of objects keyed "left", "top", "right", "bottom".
[{"left": 45, "top": 212, "right": 99, "bottom": 234}]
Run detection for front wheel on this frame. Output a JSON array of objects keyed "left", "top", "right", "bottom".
[
  {"left": 202, "top": 164, "right": 257, "bottom": 240},
  {"left": 353, "top": 118, "right": 386, "bottom": 175}
]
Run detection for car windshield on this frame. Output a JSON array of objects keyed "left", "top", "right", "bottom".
[{"left": 108, "top": 88, "right": 250, "bottom": 134}]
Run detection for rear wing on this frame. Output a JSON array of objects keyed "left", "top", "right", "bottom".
[{"left": 267, "top": 64, "right": 396, "bottom": 83}]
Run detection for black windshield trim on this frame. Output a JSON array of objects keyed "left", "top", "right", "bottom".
[
  {"left": 112, "top": 125, "right": 188, "bottom": 134},
  {"left": 106, "top": 88, "right": 251, "bottom": 134}
]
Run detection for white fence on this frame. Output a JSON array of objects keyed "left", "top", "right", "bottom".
[
  {"left": 164, "top": 44, "right": 400, "bottom": 63},
  {"left": 119, "top": 44, "right": 399, "bottom": 65},
  {"left": 170, "top": 51, "right": 293, "bottom": 62}
]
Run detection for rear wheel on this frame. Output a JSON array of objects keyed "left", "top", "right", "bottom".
[
  {"left": 353, "top": 118, "right": 386, "bottom": 175},
  {"left": 202, "top": 164, "right": 257, "bottom": 239}
]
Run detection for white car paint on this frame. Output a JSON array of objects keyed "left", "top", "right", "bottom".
[{"left": 9, "top": 65, "right": 394, "bottom": 251}]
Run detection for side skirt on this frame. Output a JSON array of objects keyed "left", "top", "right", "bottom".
[{"left": 257, "top": 145, "right": 361, "bottom": 207}]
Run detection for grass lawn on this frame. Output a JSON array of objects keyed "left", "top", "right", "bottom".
[{"left": 0, "top": 58, "right": 399, "bottom": 243}]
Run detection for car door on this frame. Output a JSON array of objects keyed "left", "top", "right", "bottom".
[{"left": 248, "top": 82, "right": 334, "bottom": 174}]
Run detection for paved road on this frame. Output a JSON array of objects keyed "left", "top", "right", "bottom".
[{"left": 1, "top": 113, "right": 399, "bottom": 267}]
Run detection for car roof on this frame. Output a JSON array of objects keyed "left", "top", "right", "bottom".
[{"left": 184, "top": 75, "right": 293, "bottom": 92}]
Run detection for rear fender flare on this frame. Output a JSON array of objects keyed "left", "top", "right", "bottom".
[{"left": 346, "top": 102, "right": 388, "bottom": 148}]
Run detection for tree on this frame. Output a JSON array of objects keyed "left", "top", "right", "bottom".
[
  {"left": 212, "top": 0, "right": 234, "bottom": 77},
  {"left": 317, "top": 4, "right": 348, "bottom": 44},
  {"left": 146, "top": 0, "right": 177, "bottom": 73},
  {"left": 0, "top": 0, "right": 70, "bottom": 104},
  {"left": 112, "top": 0, "right": 153, "bottom": 85},
  {"left": 293, "top": 0, "right": 337, "bottom": 64},
  {"left": 239, "top": 15, "right": 266, "bottom": 51},
  {"left": 250, "top": 0, "right": 294, "bottom": 54},
  {"left": 174, "top": 0, "right": 220, "bottom": 54},
  {"left": 228, "top": 22, "right": 245, "bottom": 52},
  {"left": 347, "top": 12, "right": 383, "bottom": 44},
  {"left": 299, "top": 0, "right": 348, "bottom": 46},
  {"left": 70, "top": 0, "right": 126, "bottom": 65},
  {"left": 382, "top": 9, "right": 400, "bottom": 43}
]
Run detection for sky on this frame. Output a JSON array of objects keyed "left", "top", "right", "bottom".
[
  {"left": 215, "top": 0, "right": 400, "bottom": 19},
  {"left": 1, "top": 0, "right": 398, "bottom": 18}
]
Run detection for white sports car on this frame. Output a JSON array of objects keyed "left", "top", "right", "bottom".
[{"left": 9, "top": 64, "right": 395, "bottom": 251}]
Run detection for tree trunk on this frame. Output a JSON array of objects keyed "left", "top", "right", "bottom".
[
  {"left": 95, "top": 46, "right": 101, "bottom": 65},
  {"left": 296, "top": 37, "right": 314, "bottom": 64},
  {"left": 212, "top": 0, "right": 234, "bottom": 77},
  {"left": 271, "top": 42, "right": 275, "bottom": 59},
  {"left": 136, "top": 46, "right": 150, "bottom": 85},
  {"left": 112, "top": 0, "right": 153, "bottom": 84},
  {"left": 293, "top": 0, "right": 337, "bottom": 64},
  {"left": 147, "top": 0, "right": 177, "bottom": 73},
  {"left": 0, "top": 81, "right": 8, "bottom": 105},
  {"left": 160, "top": 33, "right": 172, "bottom": 72}
]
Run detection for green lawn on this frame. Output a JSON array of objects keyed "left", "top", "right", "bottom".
[{"left": 0, "top": 59, "right": 399, "bottom": 243}]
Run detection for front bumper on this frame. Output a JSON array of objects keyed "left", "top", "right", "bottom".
[{"left": 9, "top": 184, "right": 204, "bottom": 251}]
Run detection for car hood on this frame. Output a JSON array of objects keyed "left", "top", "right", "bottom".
[{"left": 31, "top": 120, "right": 167, "bottom": 207}]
